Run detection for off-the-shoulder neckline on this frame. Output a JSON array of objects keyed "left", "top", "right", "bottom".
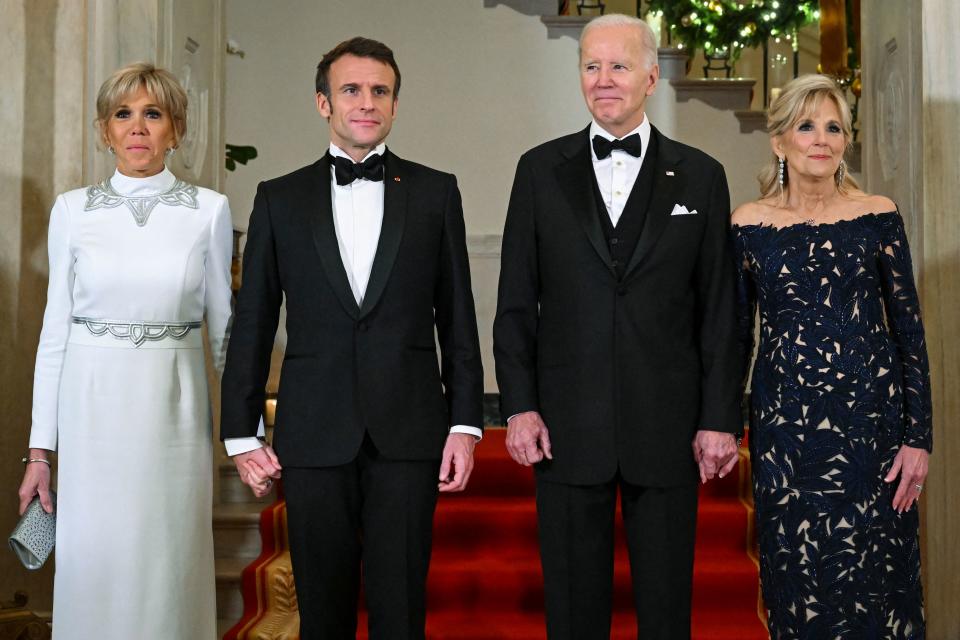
[{"left": 732, "top": 210, "right": 899, "bottom": 233}]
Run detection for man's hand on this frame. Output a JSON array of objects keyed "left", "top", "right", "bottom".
[
  {"left": 692, "top": 430, "right": 739, "bottom": 483},
  {"left": 232, "top": 445, "right": 282, "bottom": 498},
  {"left": 506, "top": 411, "right": 553, "bottom": 467},
  {"left": 18, "top": 449, "right": 54, "bottom": 515},
  {"left": 884, "top": 445, "right": 929, "bottom": 513},
  {"left": 439, "top": 433, "right": 477, "bottom": 492}
]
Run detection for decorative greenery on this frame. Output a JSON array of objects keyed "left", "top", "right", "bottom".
[
  {"left": 645, "top": 0, "right": 818, "bottom": 60},
  {"left": 225, "top": 144, "right": 258, "bottom": 171}
]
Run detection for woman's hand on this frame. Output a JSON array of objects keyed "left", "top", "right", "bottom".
[
  {"left": 18, "top": 449, "right": 54, "bottom": 515},
  {"left": 884, "top": 445, "right": 929, "bottom": 513}
]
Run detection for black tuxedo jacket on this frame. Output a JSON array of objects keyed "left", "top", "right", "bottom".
[
  {"left": 493, "top": 125, "right": 741, "bottom": 487},
  {"left": 221, "top": 151, "right": 483, "bottom": 467}
]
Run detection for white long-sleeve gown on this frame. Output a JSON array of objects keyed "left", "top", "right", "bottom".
[{"left": 29, "top": 167, "right": 232, "bottom": 640}]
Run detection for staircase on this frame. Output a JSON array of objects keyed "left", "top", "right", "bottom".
[
  {"left": 214, "top": 432, "right": 274, "bottom": 636},
  {"left": 420, "top": 429, "right": 765, "bottom": 639},
  {"left": 214, "top": 429, "right": 766, "bottom": 639}
]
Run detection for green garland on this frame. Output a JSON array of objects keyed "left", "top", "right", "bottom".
[{"left": 645, "top": 0, "right": 818, "bottom": 59}]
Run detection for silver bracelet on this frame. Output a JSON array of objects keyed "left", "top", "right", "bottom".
[{"left": 21, "top": 457, "right": 51, "bottom": 467}]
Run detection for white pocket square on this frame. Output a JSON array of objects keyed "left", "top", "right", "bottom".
[{"left": 670, "top": 204, "right": 698, "bottom": 216}]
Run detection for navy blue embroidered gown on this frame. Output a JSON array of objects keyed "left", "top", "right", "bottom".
[{"left": 733, "top": 211, "right": 931, "bottom": 639}]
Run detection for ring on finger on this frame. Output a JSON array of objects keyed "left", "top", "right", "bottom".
[{"left": 914, "top": 483, "right": 923, "bottom": 493}]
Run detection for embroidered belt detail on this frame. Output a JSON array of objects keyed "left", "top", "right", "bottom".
[{"left": 72, "top": 316, "right": 202, "bottom": 347}]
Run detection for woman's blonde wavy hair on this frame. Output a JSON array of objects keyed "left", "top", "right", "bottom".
[{"left": 759, "top": 74, "right": 859, "bottom": 200}]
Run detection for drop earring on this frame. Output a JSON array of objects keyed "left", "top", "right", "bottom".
[
  {"left": 165, "top": 148, "right": 176, "bottom": 159},
  {"left": 836, "top": 159, "right": 845, "bottom": 186},
  {"left": 778, "top": 156, "right": 785, "bottom": 187}
]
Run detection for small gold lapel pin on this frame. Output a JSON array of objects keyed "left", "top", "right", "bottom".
[
  {"left": 394, "top": 176, "right": 401, "bottom": 182},
  {"left": 665, "top": 170, "right": 675, "bottom": 176}
]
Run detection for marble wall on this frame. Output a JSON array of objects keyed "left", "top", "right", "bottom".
[
  {"left": 862, "top": 1, "right": 960, "bottom": 636},
  {"left": 917, "top": 3, "right": 960, "bottom": 637},
  {"left": 0, "top": 0, "right": 86, "bottom": 612},
  {"left": 1, "top": 0, "right": 224, "bottom": 614}
]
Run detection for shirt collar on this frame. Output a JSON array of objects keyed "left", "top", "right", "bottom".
[
  {"left": 329, "top": 142, "right": 387, "bottom": 164},
  {"left": 589, "top": 115, "right": 650, "bottom": 162}
]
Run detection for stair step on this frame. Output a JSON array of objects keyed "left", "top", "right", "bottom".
[
  {"left": 539, "top": 15, "right": 589, "bottom": 40},
  {"left": 217, "top": 617, "right": 234, "bottom": 639},
  {"left": 360, "top": 610, "right": 765, "bottom": 640},
  {"left": 215, "top": 556, "right": 247, "bottom": 623},
  {"left": 425, "top": 550, "right": 758, "bottom": 612},
  {"left": 671, "top": 78, "right": 756, "bottom": 111},
  {"left": 433, "top": 497, "right": 751, "bottom": 554},
  {"left": 213, "top": 503, "right": 263, "bottom": 560},
  {"left": 481, "top": 0, "right": 556, "bottom": 17}
]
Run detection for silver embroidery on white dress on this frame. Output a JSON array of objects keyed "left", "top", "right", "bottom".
[
  {"left": 84, "top": 178, "right": 199, "bottom": 226},
  {"left": 72, "top": 316, "right": 203, "bottom": 347}
]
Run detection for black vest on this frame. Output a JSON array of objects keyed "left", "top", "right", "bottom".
[{"left": 591, "top": 133, "right": 658, "bottom": 281}]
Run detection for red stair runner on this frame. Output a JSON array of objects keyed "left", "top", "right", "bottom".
[
  {"left": 410, "top": 429, "right": 767, "bottom": 639},
  {"left": 226, "top": 428, "right": 767, "bottom": 639}
]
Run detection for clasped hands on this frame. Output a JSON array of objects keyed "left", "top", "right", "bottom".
[
  {"left": 232, "top": 446, "right": 282, "bottom": 498},
  {"left": 507, "top": 412, "right": 739, "bottom": 484},
  {"left": 691, "top": 430, "right": 739, "bottom": 483}
]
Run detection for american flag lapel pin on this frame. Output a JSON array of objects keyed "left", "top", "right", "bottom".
[
  {"left": 394, "top": 176, "right": 401, "bottom": 182},
  {"left": 665, "top": 170, "right": 675, "bottom": 176}
]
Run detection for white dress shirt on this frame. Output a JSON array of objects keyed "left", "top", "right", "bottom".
[
  {"left": 590, "top": 115, "right": 651, "bottom": 227},
  {"left": 225, "top": 143, "right": 480, "bottom": 456}
]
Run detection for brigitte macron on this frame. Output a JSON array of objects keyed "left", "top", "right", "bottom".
[{"left": 17, "top": 63, "right": 231, "bottom": 639}]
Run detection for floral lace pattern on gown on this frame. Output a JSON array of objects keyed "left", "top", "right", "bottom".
[{"left": 734, "top": 211, "right": 931, "bottom": 639}]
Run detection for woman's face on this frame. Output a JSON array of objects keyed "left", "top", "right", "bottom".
[
  {"left": 774, "top": 97, "right": 846, "bottom": 185},
  {"left": 104, "top": 87, "right": 176, "bottom": 178}
]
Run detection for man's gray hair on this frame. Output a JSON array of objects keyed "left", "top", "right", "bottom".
[{"left": 579, "top": 13, "right": 659, "bottom": 69}]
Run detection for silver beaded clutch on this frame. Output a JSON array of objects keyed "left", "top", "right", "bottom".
[{"left": 8, "top": 491, "right": 56, "bottom": 570}]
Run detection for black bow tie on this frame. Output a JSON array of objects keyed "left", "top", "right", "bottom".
[
  {"left": 333, "top": 153, "right": 384, "bottom": 186},
  {"left": 592, "top": 134, "right": 642, "bottom": 160}
]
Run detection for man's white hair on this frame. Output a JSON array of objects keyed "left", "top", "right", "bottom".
[{"left": 579, "top": 13, "right": 659, "bottom": 69}]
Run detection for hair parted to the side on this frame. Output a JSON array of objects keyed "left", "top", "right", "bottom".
[
  {"left": 579, "top": 13, "right": 659, "bottom": 69},
  {"left": 95, "top": 62, "right": 188, "bottom": 149},
  {"left": 315, "top": 37, "right": 401, "bottom": 98},
  {"left": 759, "top": 73, "right": 859, "bottom": 200}
]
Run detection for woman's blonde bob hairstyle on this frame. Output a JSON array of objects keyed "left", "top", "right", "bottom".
[
  {"left": 95, "top": 62, "right": 188, "bottom": 150},
  {"left": 759, "top": 74, "right": 859, "bottom": 200}
]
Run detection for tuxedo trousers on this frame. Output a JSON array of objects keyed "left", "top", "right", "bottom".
[
  {"left": 283, "top": 434, "right": 441, "bottom": 640},
  {"left": 535, "top": 473, "right": 698, "bottom": 640}
]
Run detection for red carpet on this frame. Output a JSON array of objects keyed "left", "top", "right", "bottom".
[
  {"left": 226, "top": 429, "right": 767, "bottom": 639},
  {"left": 402, "top": 429, "right": 768, "bottom": 639}
]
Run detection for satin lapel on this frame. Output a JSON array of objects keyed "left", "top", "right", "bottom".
[
  {"left": 555, "top": 128, "right": 614, "bottom": 274},
  {"left": 359, "top": 150, "right": 407, "bottom": 319},
  {"left": 623, "top": 129, "right": 685, "bottom": 280},
  {"left": 309, "top": 155, "right": 360, "bottom": 319}
]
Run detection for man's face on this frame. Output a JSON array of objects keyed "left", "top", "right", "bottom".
[
  {"left": 317, "top": 54, "right": 398, "bottom": 160},
  {"left": 579, "top": 25, "right": 659, "bottom": 138}
]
